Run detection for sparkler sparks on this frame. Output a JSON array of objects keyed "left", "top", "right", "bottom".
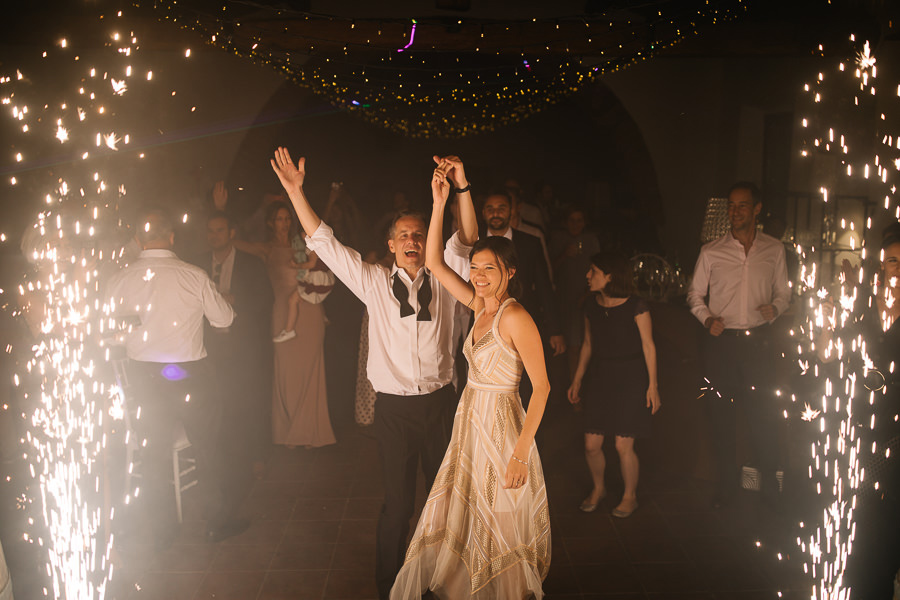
[
  {"left": 795, "top": 34, "right": 899, "bottom": 599},
  {"left": 2, "top": 9, "right": 166, "bottom": 599},
  {"left": 802, "top": 403, "right": 822, "bottom": 422}
]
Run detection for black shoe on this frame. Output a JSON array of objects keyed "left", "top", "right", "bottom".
[{"left": 206, "top": 518, "right": 250, "bottom": 543}]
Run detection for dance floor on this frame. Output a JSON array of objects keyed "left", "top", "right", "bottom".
[
  {"left": 1, "top": 410, "right": 810, "bottom": 600},
  {"left": 0, "top": 304, "right": 814, "bottom": 599}
]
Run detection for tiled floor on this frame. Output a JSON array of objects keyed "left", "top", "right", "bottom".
[{"left": 2, "top": 402, "right": 811, "bottom": 600}]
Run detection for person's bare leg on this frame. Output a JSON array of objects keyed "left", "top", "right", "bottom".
[
  {"left": 581, "top": 432, "right": 606, "bottom": 510},
  {"left": 285, "top": 288, "right": 300, "bottom": 332},
  {"left": 274, "top": 289, "right": 300, "bottom": 342},
  {"left": 613, "top": 435, "right": 639, "bottom": 516}
]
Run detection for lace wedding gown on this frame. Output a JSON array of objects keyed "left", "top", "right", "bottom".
[{"left": 390, "top": 299, "right": 551, "bottom": 599}]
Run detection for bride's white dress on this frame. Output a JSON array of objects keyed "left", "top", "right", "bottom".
[{"left": 390, "top": 299, "right": 551, "bottom": 599}]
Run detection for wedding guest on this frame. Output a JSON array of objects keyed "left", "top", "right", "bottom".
[
  {"left": 107, "top": 207, "right": 247, "bottom": 547},
  {"left": 270, "top": 148, "right": 477, "bottom": 600},
  {"left": 482, "top": 191, "right": 564, "bottom": 356},
  {"left": 232, "top": 199, "right": 336, "bottom": 449},
  {"left": 505, "top": 178, "right": 547, "bottom": 235},
  {"left": 567, "top": 252, "right": 660, "bottom": 518},
  {"left": 482, "top": 190, "right": 565, "bottom": 409},
  {"left": 550, "top": 207, "right": 601, "bottom": 371},
  {"left": 390, "top": 160, "right": 551, "bottom": 599},
  {"left": 687, "top": 182, "right": 790, "bottom": 508},
  {"left": 194, "top": 211, "right": 272, "bottom": 479}
]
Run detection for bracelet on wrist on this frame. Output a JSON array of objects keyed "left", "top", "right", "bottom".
[
  {"left": 454, "top": 183, "right": 471, "bottom": 194},
  {"left": 511, "top": 455, "right": 528, "bottom": 466}
]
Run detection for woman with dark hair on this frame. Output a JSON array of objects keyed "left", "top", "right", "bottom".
[
  {"left": 567, "top": 252, "right": 660, "bottom": 518},
  {"left": 236, "top": 200, "right": 335, "bottom": 449},
  {"left": 390, "top": 160, "right": 551, "bottom": 599}
]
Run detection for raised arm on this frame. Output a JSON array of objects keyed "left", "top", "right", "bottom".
[
  {"left": 233, "top": 239, "right": 268, "bottom": 261},
  {"left": 500, "top": 304, "right": 550, "bottom": 488},
  {"left": 427, "top": 161, "right": 478, "bottom": 309},
  {"left": 434, "top": 155, "right": 477, "bottom": 246},
  {"left": 270, "top": 147, "right": 321, "bottom": 237}
]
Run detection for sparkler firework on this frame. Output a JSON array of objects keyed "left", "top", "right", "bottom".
[
  {"left": 794, "top": 36, "right": 900, "bottom": 599},
  {"left": 1, "top": 8, "right": 195, "bottom": 598}
]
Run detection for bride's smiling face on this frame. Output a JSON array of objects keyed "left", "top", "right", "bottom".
[{"left": 470, "top": 249, "right": 514, "bottom": 298}]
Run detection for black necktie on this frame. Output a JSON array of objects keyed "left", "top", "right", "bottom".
[
  {"left": 392, "top": 271, "right": 432, "bottom": 321},
  {"left": 211, "top": 261, "right": 222, "bottom": 287},
  {"left": 417, "top": 272, "right": 432, "bottom": 322}
]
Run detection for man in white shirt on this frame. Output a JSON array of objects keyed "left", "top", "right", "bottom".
[
  {"left": 107, "top": 208, "right": 247, "bottom": 548},
  {"left": 270, "top": 148, "right": 478, "bottom": 600},
  {"left": 687, "top": 182, "right": 790, "bottom": 508}
]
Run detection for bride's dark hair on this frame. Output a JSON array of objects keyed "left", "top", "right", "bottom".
[{"left": 469, "top": 237, "right": 522, "bottom": 299}]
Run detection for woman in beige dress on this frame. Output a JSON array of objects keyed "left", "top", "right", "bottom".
[
  {"left": 390, "top": 159, "right": 551, "bottom": 599},
  {"left": 238, "top": 201, "right": 335, "bottom": 449}
]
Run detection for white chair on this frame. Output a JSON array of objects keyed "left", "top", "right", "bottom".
[
  {"left": 112, "top": 358, "right": 198, "bottom": 524},
  {"left": 171, "top": 421, "right": 198, "bottom": 524},
  {"left": 0, "top": 538, "right": 13, "bottom": 600}
]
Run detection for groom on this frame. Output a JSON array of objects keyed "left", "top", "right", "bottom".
[{"left": 270, "top": 149, "right": 478, "bottom": 599}]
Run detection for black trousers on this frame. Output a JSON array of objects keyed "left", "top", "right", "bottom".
[
  {"left": 704, "top": 327, "right": 780, "bottom": 493},
  {"left": 373, "top": 384, "right": 456, "bottom": 600},
  {"left": 128, "top": 359, "right": 237, "bottom": 532},
  {"left": 206, "top": 330, "right": 271, "bottom": 466}
]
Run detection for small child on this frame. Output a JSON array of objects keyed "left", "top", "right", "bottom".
[{"left": 273, "top": 234, "right": 333, "bottom": 342}]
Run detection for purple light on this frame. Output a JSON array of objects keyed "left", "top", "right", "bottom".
[
  {"left": 397, "top": 19, "right": 417, "bottom": 53},
  {"left": 523, "top": 60, "right": 531, "bottom": 71},
  {"left": 351, "top": 100, "right": 360, "bottom": 105},
  {"left": 160, "top": 364, "right": 188, "bottom": 381}
]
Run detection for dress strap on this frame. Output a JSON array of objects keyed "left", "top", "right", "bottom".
[
  {"left": 490, "top": 298, "right": 519, "bottom": 358},
  {"left": 491, "top": 298, "right": 516, "bottom": 328},
  {"left": 467, "top": 308, "right": 486, "bottom": 346}
]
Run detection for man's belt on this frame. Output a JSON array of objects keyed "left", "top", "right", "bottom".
[{"left": 720, "top": 323, "right": 770, "bottom": 337}]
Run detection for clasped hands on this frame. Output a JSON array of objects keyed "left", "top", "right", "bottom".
[{"left": 431, "top": 155, "right": 468, "bottom": 203}]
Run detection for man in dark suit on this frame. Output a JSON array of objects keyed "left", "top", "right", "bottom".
[
  {"left": 196, "top": 210, "right": 273, "bottom": 479},
  {"left": 482, "top": 191, "right": 565, "bottom": 409},
  {"left": 482, "top": 190, "right": 565, "bottom": 354}
]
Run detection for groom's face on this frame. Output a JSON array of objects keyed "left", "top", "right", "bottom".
[{"left": 387, "top": 216, "right": 427, "bottom": 272}]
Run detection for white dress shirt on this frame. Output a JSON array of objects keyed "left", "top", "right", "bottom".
[
  {"left": 306, "top": 222, "right": 471, "bottom": 395},
  {"left": 688, "top": 231, "right": 790, "bottom": 330},
  {"left": 107, "top": 249, "right": 234, "bottom": 363}
]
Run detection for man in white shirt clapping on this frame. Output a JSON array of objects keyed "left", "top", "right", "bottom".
[
  {"left": 270, "top": 148, "right": 478, "bottom": 600},
  {"left": 687, "top": 182, "right": 790, "bottom": 509}
]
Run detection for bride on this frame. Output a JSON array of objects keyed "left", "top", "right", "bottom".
[{"left": 390, "top": 157, "right": 551, "bottom": 599}]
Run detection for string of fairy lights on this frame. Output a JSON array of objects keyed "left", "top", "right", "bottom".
[
  {"left": 790, "top": 35, "right": 899, "bottom": 599},
  {"left": 142, "top": 0, "right": 749, "bottom": 138},
  {"left": 0, "top": 8, "right": 199, "bottom": 599}
]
